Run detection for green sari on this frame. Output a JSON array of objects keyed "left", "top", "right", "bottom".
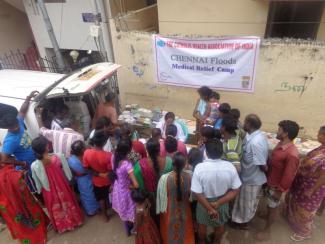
[{"left": 134, "top": 156, "right": 173, "bottom": 191}]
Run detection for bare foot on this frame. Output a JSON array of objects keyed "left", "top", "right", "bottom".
[
  {"left": 257, "top": 212, "right": 268, "bottom": 220},
  {"left": 104, "top": 213, "right": 111, "bottom": 223},
  {"left": 238, "top": 223, "right": 250, "bottom": 230},
  {"left": 229, "top": 221, "right": 250, "bottom": 230},
  {"left": 255, "top": 231, "right": 270, "bottom": 242}
]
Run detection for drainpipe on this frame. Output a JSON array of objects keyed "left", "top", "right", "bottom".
[{"left": 37, "top": 0, "right": 66, "bottom": 73}]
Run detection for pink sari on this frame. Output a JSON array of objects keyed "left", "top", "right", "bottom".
[
  {"left": 42, "top": 156, "right": 83, "bottom": 233},
  {"left": 285, "top": 145, "right": 325, "bottom": 237}
]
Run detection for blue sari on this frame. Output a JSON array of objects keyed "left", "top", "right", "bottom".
[{"left": 68, "top": 155, "right": 99, "bottom": 215}]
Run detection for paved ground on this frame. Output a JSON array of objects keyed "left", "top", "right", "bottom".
[{"left": 1, "top": 200, "right": 325, "bottom": 244}]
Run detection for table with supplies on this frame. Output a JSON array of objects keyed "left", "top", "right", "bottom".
[{"left": 118, "top": 104, "right": 320, "bottom": 156}]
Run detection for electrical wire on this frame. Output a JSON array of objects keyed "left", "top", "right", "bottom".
[
  {"left": 58, "top": 1, "right": 64, "bottom": 45},
  {"left": 93, "top": 37, "right": 106, "bottom": 61},
  {"left": 79, "top": 35, "right": 91, "bottom": 50}
]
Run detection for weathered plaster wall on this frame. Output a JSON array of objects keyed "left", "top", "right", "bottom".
[
  {"left": 107, "top": 0, "right": 147, "bottom": 18},
  {"left": 317, "top": 10, "right": 325, "bottom": 41},
  {"left": 157, "top": 0, "right": 269, "bottom": 36},
  {"left": 0, "top": 0, "right": 34, "bottom": 54},
  {"left": 112, "top": 29, "right": 325, "bottom": 139}
]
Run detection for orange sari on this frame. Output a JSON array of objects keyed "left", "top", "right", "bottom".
[
  {"left": 160, "top": 172, "right": 195, "bottom": 244},
  {"left": 0, "top": 165, "right": 48, "bottom": 244}
]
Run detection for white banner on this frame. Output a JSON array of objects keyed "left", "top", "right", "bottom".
[{"left": 153, "top": 35, "right": 260, "bottom": 93}]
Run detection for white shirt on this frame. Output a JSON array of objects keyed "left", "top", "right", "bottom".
[
  {"left": 191, "top": 158, "right": 242, "bottom": 198},
  {"left": 51, "top": 118, "right": 63, "bottom": 131},
  {"left": 156, "top": 119, "right": 186, "bottom": 142},
  {"left": 89, "top": 129, "right": 113, "bottom": 152}
]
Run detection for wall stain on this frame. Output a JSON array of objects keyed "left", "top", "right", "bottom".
[
  {"left": 132, "top": 65, "right": 144, "bottom": 77},
  {"left": 130, "top": 45, "right": 135, "bottom": 55}
]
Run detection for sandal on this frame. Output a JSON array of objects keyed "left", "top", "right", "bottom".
[{"left": 290, "top": 233, "right": 311, "bottom": 242}]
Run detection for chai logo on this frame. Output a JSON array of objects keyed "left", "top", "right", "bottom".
[{"left": 157, "top": 40, "right": 166, "bottom": 47}]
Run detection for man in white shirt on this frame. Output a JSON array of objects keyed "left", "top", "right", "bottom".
[
  {"left": 89, "top": 116, "right": 113, "bottom": 152},
  {"left": 156, "top": 112, "right": 186, "bottom": 142},
  {"left": 51, "top": 104, "right": 69, "bottom": 130},
  {"left": 191, "top": 140, "right": 241, "bottom": 244},
  {"left": 231, "top": 114, "right": 268, "bottom": 229}
]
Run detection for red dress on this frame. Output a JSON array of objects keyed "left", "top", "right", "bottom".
[
  {"left": 42, "top": 156, "right": 83, "bottom": 233},
  {"left": 133, "top": 141, "right": 147, "bottom": 159},
  {"left": 136, "top": 200, "right": 161, "bottom": 244},
  {"left": 0, "top": 165, "right": 48, "bottom": 244}
]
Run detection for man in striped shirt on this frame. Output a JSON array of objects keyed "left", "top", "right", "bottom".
[{"left": 36, "top": 112, "right": 84, "bottom": 158}]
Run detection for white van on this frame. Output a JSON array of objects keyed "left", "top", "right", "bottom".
[{"left": 0, "top": 62, "right": 121, "bottom": 150}]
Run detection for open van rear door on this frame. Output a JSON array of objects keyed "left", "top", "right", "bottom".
[{"left": 46, "top": 62, "right": 121, "bottom": 98}]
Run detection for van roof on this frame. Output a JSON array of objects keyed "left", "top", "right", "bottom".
[
  {"left": 0, "top": 69, "right": 64, "bottom": 99},
  {"left": 0, "top": 63, "right": 121, "bottom": 101}
]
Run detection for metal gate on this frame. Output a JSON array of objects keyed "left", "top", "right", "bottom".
[{"left": 0, "top": 49, "right": 61, "bottom": 73}]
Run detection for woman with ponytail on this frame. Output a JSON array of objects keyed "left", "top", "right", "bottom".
[
  {"left": 134, "top": 138, "right": 160, "bottom": 193},
  {"left": 30, "top": 136, "right": 83, "bottom": 233},
  {"left": 156, "top": 152, "right": 194, "bottom": 244},
  {"left": 134, "top": 138, "right": 173, "bottom": 222},
  {"left": 111, "top": 139, "right": 139, "bottom": 236},
  {"left": 160, "top": 124, "right": 187, "bottom": 157}
]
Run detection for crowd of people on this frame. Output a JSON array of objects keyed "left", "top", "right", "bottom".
[{"left": 0, "top": 87, "right": 324, "bottom": 244}]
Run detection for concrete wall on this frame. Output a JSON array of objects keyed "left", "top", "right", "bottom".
[
  {"left": 114, "top": 4, "right": 158, "bottom": 32},
  {"left": 317, "top": 10, "right": 325, "bottom": 41},
  {"left": 0, "top": 0, "right": 34, "bottom": 54},
  {"left": 23, "top": 0, "right": 99, "bottom": 57},
  {"left": 157, "top": 0, "right": 269, "bottom": 36},
  {"left": 107, "top": 0, "right": 147, "bottom": 18},
  {"left": 112, "top": 30, "right": 325, "bottom": 139}
]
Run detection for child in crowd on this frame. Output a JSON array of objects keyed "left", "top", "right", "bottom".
[
  {"left": 220, "top": 116, "right": 243, "bottom": 172},
  {"left": 132, "top": 189, "right": 161, "bottom": 244},
  {"left": 152, "top": 128, "right": 163, "bottom": 141},
  {"left": 193, "top": 86, "right": 212, "bottom": 138},
  {"left": 207, "top": 91, "right": 220, "bottom": 125},
  {"left": 230, "top": 108, "right": 246, "bottom": 140},
  {"left": 111, "top": 139, "right": 139, "bottom": 236},
  {"left": 68, "top": 140, "right": 100, "bottom": 216},
  {"left": 214, "top": 103, "right": 231, "bottom": 130},
  {"left": 198, "top": 126, "right": 222, "bottom": 158},
  {"left": 188, "top": 148, "right": 204, "bottom": 170},
  {"left": 89, "top": 116, "right": 114, "bottom": 152}
]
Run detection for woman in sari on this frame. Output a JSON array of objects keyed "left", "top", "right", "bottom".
[
  {"left": 68, "top": 140, "right": 99, "bottom": 216},
  {"left": 134, "top": 138, "right": 172, "bottom": 224},
  {"left": 31, "top": 136, "right": 83, "bottom": 234},
  {"left": 134, "top": 138, "right": 174, "bottom": 192},
  {"left": 156, "top": 152, "right": 195, "bottom": 244},
  {"left": 120, "top": 123, "right": 147, "bottom": 160},
  {"left": 285, "top": 126, "right": 325, "bottom": 241},
  {"left": 0, "top": 155, "right": 48, "bottom": 244}
]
